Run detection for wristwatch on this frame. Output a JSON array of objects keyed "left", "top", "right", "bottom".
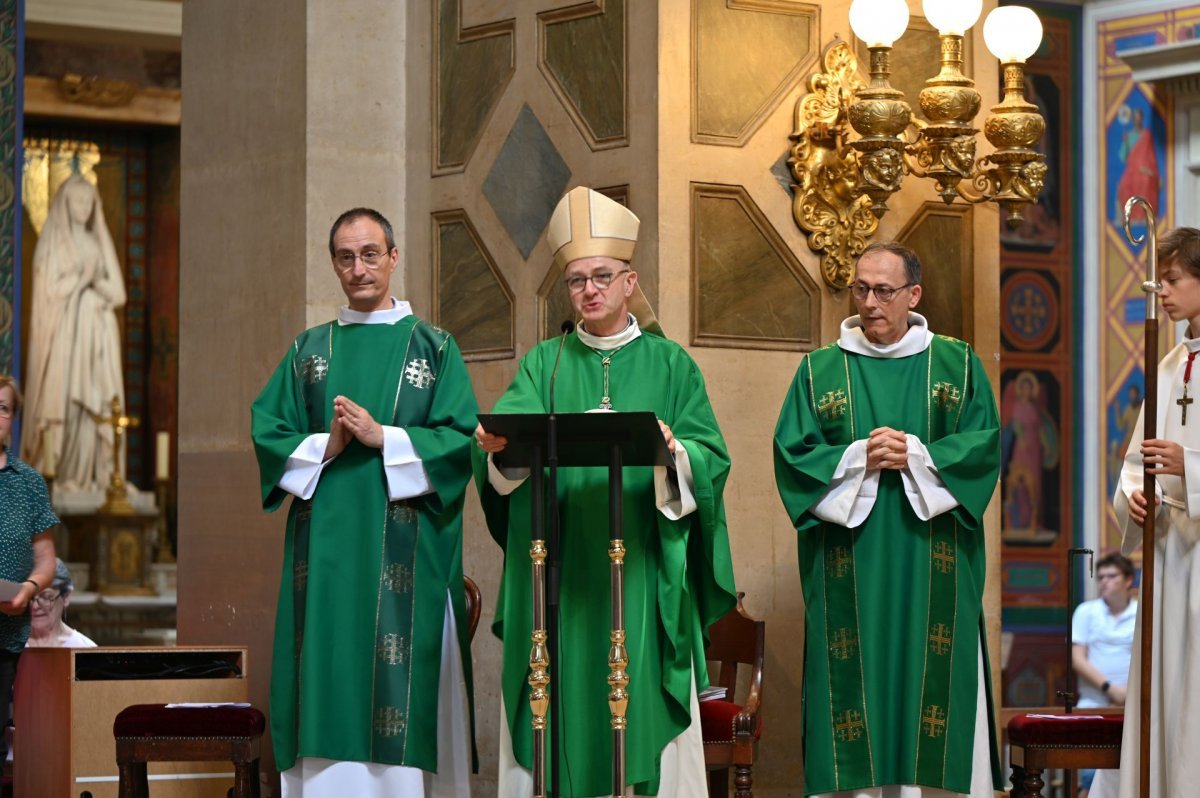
[{"left": 1101, "top": 680, "right": 1111, "bottom": 695}]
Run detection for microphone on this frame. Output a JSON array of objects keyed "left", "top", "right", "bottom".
[{"left": 549, "top": 319, "right": 575, "bottom": 414}]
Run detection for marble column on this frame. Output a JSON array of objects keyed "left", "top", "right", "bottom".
[{"left": 177, "top": 1, "right": 406, "bottom": 791}]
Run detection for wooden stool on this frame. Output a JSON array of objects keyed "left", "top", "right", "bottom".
[
  {"left": 114, "top": 703, "right": 265, "bottom": 798},
  {"left": 1007, "top": 713, "right": 1124, "bottom": 797}
]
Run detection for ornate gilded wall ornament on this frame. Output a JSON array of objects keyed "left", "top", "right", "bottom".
[
  {"left": 789, "top": 5, "right": 1048, "bottom": 287},
  {"left": 58, "top": 73, "right": 139, "bottom": 108},
  {"left": 789, "top": 40, "right": 879, "bottom": 291}
]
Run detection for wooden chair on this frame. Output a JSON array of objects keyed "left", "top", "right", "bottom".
[
  {"left": 464, "top": 574, "right": 482, "bottom": 640},
  {"left": 702, "top": 592, "right": 764, "bottom": 798}
]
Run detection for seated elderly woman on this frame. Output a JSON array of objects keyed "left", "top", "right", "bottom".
[{"left": 26, "top": 559, "right": 95, "bottom": 648}]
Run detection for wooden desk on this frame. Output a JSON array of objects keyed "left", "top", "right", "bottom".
[{"left": 14, "top": 646, "right": 248, "bottom": 798}]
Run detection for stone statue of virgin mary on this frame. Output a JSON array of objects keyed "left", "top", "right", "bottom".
[{"left": 21, "top": 174, "right": 126, "bottom": 493}]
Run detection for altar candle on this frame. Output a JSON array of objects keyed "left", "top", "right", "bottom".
[
  {"left": 43, "top": 436, "right": 56, "bottom": 478},
  {"left": 156, "top": 431, "right": 170, "bottom": 481}
]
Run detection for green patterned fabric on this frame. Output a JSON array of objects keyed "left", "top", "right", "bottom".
[
  {"left": 774, "top": 335, "right": 1002, "bottom": 795},
  {"left": 474, "top": 330, "right": 736, "bottom": 797},
  {"left": 252, "top": 316, "right": 478, "bottom": 772}
]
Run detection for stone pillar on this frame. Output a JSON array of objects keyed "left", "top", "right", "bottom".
[{"left": 177, "top": 1, "right": 406, "bottom": 790}]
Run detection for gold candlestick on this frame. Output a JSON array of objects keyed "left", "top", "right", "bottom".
[{"left": 90, "top": 395, "right": 140, "bottom": 516}]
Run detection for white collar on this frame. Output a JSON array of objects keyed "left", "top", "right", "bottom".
[
  {"left": 577, "top": 314, "right": 642, "bottom": 349},
  {"left": 838, "top": 312, "right": 933, "bottom": 358},
  {"left": 1185, "top": 336, "right": 1200, "bottom": 353},
  {"left": 337, "top": 297, "right": 412, "bottom": 326}
]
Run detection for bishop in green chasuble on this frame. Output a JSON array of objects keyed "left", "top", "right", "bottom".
[
  {"left": 251, "top": 210, "right": 479, "bottom": 791},
  {"left": 774, "top": 244, "right": 1001, "bottom": 798},
  {"left": 475, "top": 319, "right": 736, "bottom": 797},
  {"left": 474, "top": 187, "right": 736, "bottom": 798}
]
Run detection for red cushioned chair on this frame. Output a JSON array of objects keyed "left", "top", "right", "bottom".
[
  {"left": 114, "top": 703, "right": 265, "bottom": 798},
  {"left": 702, "top": 592, "right": 764, "bottom": 798},
  {"left": 1006, "top": 711, "right": 1124, "bottom": 797}
]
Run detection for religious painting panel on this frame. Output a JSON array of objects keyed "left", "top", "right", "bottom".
[
  {"left": 539, "top": 0, "right": 627, "bottom": 149},
  {"left": 1001, "top": 269, "right": 1061, "bottom": 354},
  {"left": 998, "top": 6, "right": 1078, "bottom": 707},
  {"left": 1000, "top": 73, "right": 1062, "bottom": 252},
  {"left": 0, "top": 0, "right": 17, "bottom": 375},
  {"left": 689, "top": 182, "right": 818, "bottom": 351},
  {"left": 896, "top": 202, "right": 972, "bottom": 345},
  {"left": 1000, "top": 367, "right": 1062, "bottom": 548},
  {"left": 1105, "top": 364, "right": 1143, "bottom": 508},
  {"left": 1097, "top": 7, "right": 1187, "bottom": 559},
  {"left": 432, "top": 209, "right": 515, "bottom": 361},
  {"left": 691, "top": 0, "right": 818, "bottom": 146},
  {"left": 1002, "top": 631, "right": 1069, "bottom": 708},
  {"left": 433, "top": 0, "right": 515, "bottom": 174}
]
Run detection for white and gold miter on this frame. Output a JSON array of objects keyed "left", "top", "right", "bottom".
[
  {"left": 546, "top": 186, "right": 660, "bottom": 333},
  {"left": 547, "top": 186, "right": 639, "bottom": 269}
]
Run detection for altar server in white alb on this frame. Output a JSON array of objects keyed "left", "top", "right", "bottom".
[{"left": 1092, "top": 226, "right": 1200, "bottom": 798}]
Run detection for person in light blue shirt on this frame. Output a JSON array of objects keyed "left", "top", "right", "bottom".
[{"left": 1072, "top": 552, "right": 1137, "bottom": 796}]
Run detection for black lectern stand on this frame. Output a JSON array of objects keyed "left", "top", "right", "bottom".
[{"left": 479, "top": 411, "right": 672, "bottom": 798}]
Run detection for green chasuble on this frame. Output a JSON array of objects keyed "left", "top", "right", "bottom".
[
  {"left": 251, "top": 315, "right": 479, "bottom": 772},
  {"left": 773, "top": 335, "right": 1002, "bottom": 796},
  {"left": 474, "top": 329, "right": 737, "bottom": 797}
]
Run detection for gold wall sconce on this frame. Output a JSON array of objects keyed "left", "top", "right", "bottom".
[{"left": 790, "top": 0, "right": 1046, "bottom": 289}]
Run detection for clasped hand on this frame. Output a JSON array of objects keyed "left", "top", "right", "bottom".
[
  {"left": 325, "top": 395, "right": 383, "bottom": 459},
  {"left": 866, "top": 427, "right": 908, "bottom": 471}
]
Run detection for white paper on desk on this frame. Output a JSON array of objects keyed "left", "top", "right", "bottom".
[
  {"left": 166, "top": 702, "right": 251, "bottom": 709},
  {"left": 0, "top": 579, "right": 24, "bottom": 602}
]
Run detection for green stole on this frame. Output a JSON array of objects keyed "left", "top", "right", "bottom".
[
  {"left": 806, "top": 335, "right": 969, "bottom": 788},
  {"left": 287, "top": 318, "right": 432, "bottom": 763}
]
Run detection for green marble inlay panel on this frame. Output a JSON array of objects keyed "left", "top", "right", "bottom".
[
  {"left": 898, "top": 203, "right": 973, "bottom": 344},
  {"left": 434, "top": 210, "right": 514, "bottom": 361},
  {"left": 693, "top": 184, "right": 817, "bottom": 350},
  {"left": 483, "top": 105, "right": 571, "bottom": 259},
  {"left": 435, "top": 0, "right": 514, "bottom": 173},
  {"left": 0, "top": 0, "right": 17, "bottom": 374},
  {"left": 540, "top": 0, "right": 626, "bottom": 147},
  {"left": 694, "top": 0, "right": 817, "bottom": 145}
]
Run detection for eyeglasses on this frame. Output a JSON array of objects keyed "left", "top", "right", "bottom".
[
  {"left": 30, "top": 591, "right": 61, "bottom": 608},
  {"left": 333, "top": 249, "right": 392, "bottom": 272},
  {"left": 0, "top": 403, "right": 11, "bottom": 419},
  {"left": 564, "top": 269, "right": 630, "bottom": 294},
  {"left": 850, "top": 282, "right": 914, "bottom": 303}
]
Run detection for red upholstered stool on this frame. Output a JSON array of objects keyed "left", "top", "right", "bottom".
[
  {"left": 114, "top": 703, "right": 265, "bottom": 798},
  {"left": 1007, "top": 713, "right": 1124, "bottom": 798}
]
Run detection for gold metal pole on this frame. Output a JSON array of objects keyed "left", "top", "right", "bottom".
[
  {"left": 608, "top": 538, "right": 629, "bottom": 797},
  {"left": 529, "top": 539, "right": 550, "bottom": 798}
]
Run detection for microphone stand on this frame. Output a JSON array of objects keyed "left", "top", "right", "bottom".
[{"left": 547, "top": 319, "right": 573, "bottom": 798}]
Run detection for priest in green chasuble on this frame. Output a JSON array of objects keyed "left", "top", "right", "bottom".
[
  {"left": 474, "top": 187, "right": 737, "bottom": 797},
  {"left": 774, "top": 241, "right": 1002, "bottom": 798},
  {"left": 251, "top": 208, "right": 479, "bottom": 798}
]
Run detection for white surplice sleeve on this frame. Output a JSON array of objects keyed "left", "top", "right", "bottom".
[
  {"left": 277, "top": 434, "right": 332, "bottom": 500},
  {"left": 277, "top": 426, "right": 432, "bottom": 501},
  {"left": 900, "top": 433, "right": 960, "bottom": 520},
  {"left": 655, "top": 444, "right": 697, "bottom": 520},
  {"left": 811, "top": 439, "right": 879, "bottom": 527}
]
